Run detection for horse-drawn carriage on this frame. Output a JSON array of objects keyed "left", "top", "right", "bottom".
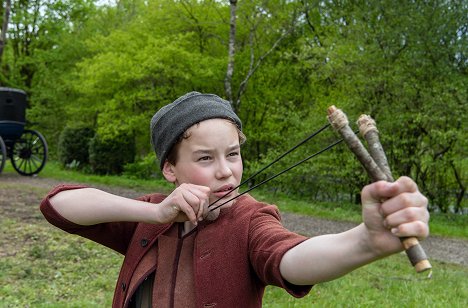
[{"left": 0, "top": 87, "right": 48, "bottom": 175}]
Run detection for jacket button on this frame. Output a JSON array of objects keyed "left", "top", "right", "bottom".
[
  {"left": 140, "top": 239, "right": 148, "bottom": 247},
  {"left": 121, "top": 282, "right": 126, "bottom": 291}
]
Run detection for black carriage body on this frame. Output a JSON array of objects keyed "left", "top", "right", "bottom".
[
  {"left": 0, "top": 87, "right": 48, "bottom": 175},
  {"left": 0, "top": 87, "right": 27, "bottom": 141}
]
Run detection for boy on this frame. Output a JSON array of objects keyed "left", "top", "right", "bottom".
[{"left": 40, "top": 91, "right": 429, "bottom": 307}]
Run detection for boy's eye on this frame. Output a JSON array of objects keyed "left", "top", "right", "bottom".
[
  {"left": 198, "top": 156, "right": 211, "bottom": 161},
  {"left": 228, "top": 152, "right": 239, "bottom": 157}
]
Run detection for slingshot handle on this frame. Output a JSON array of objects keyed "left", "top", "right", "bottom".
[{"left": 401, "top": 237, "right": 432, "bottom": 272}]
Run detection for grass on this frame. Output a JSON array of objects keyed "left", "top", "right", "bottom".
[
  {"left": 32, "top": 160, "right": 174, "bottom": 193},
  {"left": 1, "top": 161, "right": 467, "bottom": 307},
  {"left": 0, "top": 216, "right": 466, "bottom": 307},
  {"left": 0, "top": 219, "right": 120, "bottom": 307},
  {"left": 264, "top": 258, "right": 468, "bottom": 307}
]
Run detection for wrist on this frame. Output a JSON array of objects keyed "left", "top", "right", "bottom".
[
  {"left": 142, "top": 202, "right": 166, "bottom": 224},
  {"left": 144, "top": 198, "right": 180, "bottom": 225},
  {"left": 359, "top": 223, "right": 403, "bottom": 260},
  {"left": 356, "top": 223, "right": 388, "bottom": 261}
]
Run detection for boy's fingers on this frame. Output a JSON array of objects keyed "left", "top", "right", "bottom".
[
  {"left": 170, "top": 184, "right": 210, "bottom": 224},
  {"left": 362, "top": 176, "right": 420, "bottom": 204},
  {"left": 198, "top": 199, "right": 209, "bottom": 221},
  {"left": 362, "top": 181, "right": 394, "bottom": 205},
  {"left": 388, "top": 220, "right": 429, "bottom": 239},
  {"left": 186, "top": 186, "right": 210, "bottom": 221},
  {"left": 188, "top": 192, "right": 211, "bottom": 224},
  {"left": 178, "top": 197, "right": 198, "bottom": 224},
  {"left": 380, "top": 191, "right": 428, "bottom": 216},
  {"left": 172, "top": 189, "right": 199, "bottom": 223},
  {"left": 384, "top": 206, "right": 430, "bottom": 229}
]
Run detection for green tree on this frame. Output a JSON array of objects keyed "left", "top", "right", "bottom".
[
  {"left": 2, "top": 0, "right": 465, "bottom": 210},
  {"left": 294, "top": 0, "right": 467, "bottom": 210}
]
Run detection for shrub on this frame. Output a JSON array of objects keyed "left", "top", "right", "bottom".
[
  {"left": 89, "top": 133, "right": 136, "bottom": 175},
  {"left": 57, "top": 126, "right": 95, "bottom": 169},
  {"left": 123, "top": 153, "right": 161, "bottom": 180}
]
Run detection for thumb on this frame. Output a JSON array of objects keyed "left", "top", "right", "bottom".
[{"left": 361, "top": 177, "right": 418, "bottom": 207}]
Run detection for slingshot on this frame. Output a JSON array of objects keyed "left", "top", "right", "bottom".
[{"left": 208, "top": 105, "right": 431, "bottom": 274}]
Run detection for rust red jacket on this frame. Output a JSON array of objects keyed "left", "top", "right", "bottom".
[{"left": 40, "top": 185, "right": 312, "bottom": 307}]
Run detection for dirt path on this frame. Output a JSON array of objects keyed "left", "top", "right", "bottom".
[{"left": 1, "top": 172, "right": 466, "bottom": 266}]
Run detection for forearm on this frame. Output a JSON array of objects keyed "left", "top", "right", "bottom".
[
  {"left": 49, "top": 188, "right": 159, "bottom": 226},
  {"left": 279, "top": 178, "right": 429, "bottom": 286},
  {"left": 280, "top": 224, "right": 388, "bottom": 285}
]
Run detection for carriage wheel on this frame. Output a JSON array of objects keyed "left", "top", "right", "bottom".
[
  {"left": 11, "top": 129, "right": 48, "bottom": 176},
  {"left": 0, "top": 136, "right": 6, "bottom": 174}
]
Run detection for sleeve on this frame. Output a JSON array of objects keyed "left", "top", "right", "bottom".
[
  {"left": 39, "top": 184, "right": 139, "bottom": 255},
  {"left": 248, "top": 204, "right": 313, "bottom": 298}
]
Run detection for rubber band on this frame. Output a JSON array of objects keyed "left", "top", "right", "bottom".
[
  {"left": 208, "top": 123, "right": 332, "bottom": 209},
  {"left": 326, "top": 106, "right": 348, "bottom": 130},
  {"left": 357, "top": 114, "right": 378, "bottom": 137}
]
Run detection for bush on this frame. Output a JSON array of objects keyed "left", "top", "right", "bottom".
[
  {"left": 123, "top": 153, "right": 161, "bottom": 180},
  {"left": 89, "top": 133, "right": 136, "bottom": 175},
  {"left": 57, "top": 126, "right": 95, "bottom": 169}
]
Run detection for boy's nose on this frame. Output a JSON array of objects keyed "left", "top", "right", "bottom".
[{"left": 215, "top": 160, "right": 233, "bottom": 179}]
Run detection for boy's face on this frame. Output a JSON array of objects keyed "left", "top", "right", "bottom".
[{"left": 166, "top": 118, "right": 243, "bottom": 220}]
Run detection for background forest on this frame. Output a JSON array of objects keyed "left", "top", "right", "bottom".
[{"left": 0, "top": 0, "right": 466, "bottom": 213}]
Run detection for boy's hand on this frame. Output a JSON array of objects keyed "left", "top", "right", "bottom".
[
  {"left": 361, "top": 176, "right": 429, "bottom": 256},
  {"left": 157, "top": 183, "right": 210, "bottom": 225}
]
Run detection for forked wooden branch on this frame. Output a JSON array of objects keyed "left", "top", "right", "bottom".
[
  {"left": 327, "top": 106, "right": 432, "bottom": 274},
  {"left": 325, "top": 106, "right": 385, "bottom": 182}
]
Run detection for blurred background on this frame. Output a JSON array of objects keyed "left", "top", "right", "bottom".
[{"left": 0, "top": 0, "right": 466, "bottom": 213}]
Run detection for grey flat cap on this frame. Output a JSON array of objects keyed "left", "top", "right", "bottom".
[{"left": 150, "top": 91, "right": 242, "bottom": 170}]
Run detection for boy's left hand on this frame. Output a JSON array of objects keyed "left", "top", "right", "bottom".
[{"left": 361, "top": 176, "right": 429, "bottom": 256}]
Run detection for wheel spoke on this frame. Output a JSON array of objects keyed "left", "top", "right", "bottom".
[
  {"left": 30, "top": 154, "right": 42, "bottom": 164},
  {"left": 31, "top": 156, "right": 40, "bottom": 169},
  {"left": 15, "top": 156, "right": 26, "bottom": 171},
  {"left": 28, "top": 159, "right": 33, "bottom": 174},
  {"left": 25, "top": 159, "right": 30, "bottom": 174}
]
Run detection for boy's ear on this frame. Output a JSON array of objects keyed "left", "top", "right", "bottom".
[{"left": 162, "top": 161, "right": 177, "bottom": 183}]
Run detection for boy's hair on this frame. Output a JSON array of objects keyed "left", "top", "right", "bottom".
[
  {"left": 166, "top": 119, "right": 246, "bottom": 166},
  {"left": 150, "top": 91, "right": 242, "bottom": 170}
]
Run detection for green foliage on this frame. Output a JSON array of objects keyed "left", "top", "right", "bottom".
[
  {"left": 122, "top": 153, "right": 161, "bottom": 180},
  {"left": 89, "top": 132, "right": 136, "bottom": 175},
  {"left": 291, "top": 0, "right": 468, "bottom": 210},
  {"left": 57, "top": 126, "right": 95, "bottom": 169},
  {"left": 0, "top": 0, "right": 465, "bottom": 212}
]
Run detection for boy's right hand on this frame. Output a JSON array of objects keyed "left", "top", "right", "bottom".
[{"left": 157, "top": 183, "right": 210, "bottom": 225}]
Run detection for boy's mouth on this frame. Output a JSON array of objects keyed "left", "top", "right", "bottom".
[{"left": 212, "top": 185, "right": 235, "bottom": 199}]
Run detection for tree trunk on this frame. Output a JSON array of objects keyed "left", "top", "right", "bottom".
[
  {"left": 224, "top": 0, "right": 237, "bottom": 108},
  {"left": 0, "top": 0, "right": 12, "bottom": 62},
  {"left": 450, "top": 161, "right": 466, "bottom": 213}
]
